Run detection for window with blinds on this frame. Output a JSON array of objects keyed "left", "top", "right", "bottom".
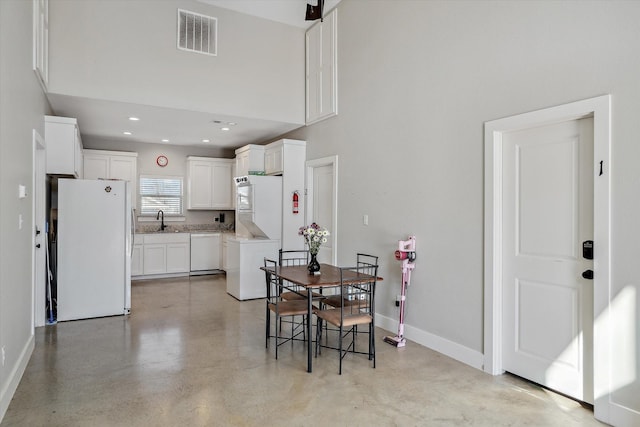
[{"left": 139, "top": 176, "right": 183, "bottom": 215}]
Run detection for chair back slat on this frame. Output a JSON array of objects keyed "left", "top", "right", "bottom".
[
  {"left": 279, "top": 249, "right": 310, "bottom": 267},
  {"left": 356, "top": 253, "right": 379, "bottom": 276},
  {"left": 339, "top": 264, "right": 378, "bottom": 321},
  {"left": 278, "top": 249, "right": 310, "bottom": 298}
]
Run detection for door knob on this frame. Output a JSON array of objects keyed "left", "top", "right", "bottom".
[
  {"left": 582, "top": 269, "right": 593, "bottom": 280},
  {"left": 35, "top": 244, "right": 41, "bottom": 248}
]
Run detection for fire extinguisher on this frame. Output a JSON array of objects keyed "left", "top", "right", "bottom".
[{"left": 292, "top": 191, "right": 299, "bottom": 214}]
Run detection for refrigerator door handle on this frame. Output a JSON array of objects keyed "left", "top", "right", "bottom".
[{"left": 129, "top": 208, "right": 135, "bottom": 256}]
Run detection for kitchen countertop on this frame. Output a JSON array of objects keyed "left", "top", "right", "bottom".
[
  {"left": 136, "top": 223, "right": 234, "bottom": 234},
  {"left": 137, "top": 229, "right": 235, "bottom": 235}
]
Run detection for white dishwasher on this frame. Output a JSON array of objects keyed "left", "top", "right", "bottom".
[{"left": 190, "top": 233, "right": 222, "bottom": 274}]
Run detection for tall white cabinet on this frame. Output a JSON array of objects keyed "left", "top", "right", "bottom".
[
  {"left": 186, "top": 157, "right": 234, "bottom": 210},
  {"left": 83, "top": 149, "right": 138, "bottom": 207},
  {"left": 265, "top": 139, "right": 306, "bottom": 250},
  {"left": 306, "top": 8, "right": 338, "bottom": 125},
  {"left": 45, "top": 115, "right": 83, "bottom": 178}
]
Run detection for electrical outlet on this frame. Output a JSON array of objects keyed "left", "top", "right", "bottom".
[{"left": 395, "top": 295, "right": 401, "bottom": 307}]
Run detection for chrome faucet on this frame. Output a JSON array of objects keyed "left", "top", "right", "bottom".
[{"left": 156, "top": 210, "right": 166, "bottom": 231}]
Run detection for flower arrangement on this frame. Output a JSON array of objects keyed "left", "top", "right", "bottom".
[{"left": 299, "top": 223, "right": 330, "bottom": 255}]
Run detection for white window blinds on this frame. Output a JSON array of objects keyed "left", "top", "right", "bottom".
[{"left": 139, "top": 176, "right": 183, "bottom": 215}]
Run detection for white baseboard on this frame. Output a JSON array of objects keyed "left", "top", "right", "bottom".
[
  {"left": 0, "top": 334, "right": 35, "bottom": 422},
  {"left": 377, "top": 313, "right": 484, "bottom": 370}
]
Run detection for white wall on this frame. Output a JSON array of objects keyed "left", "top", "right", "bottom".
[
  {"left": 47, "top": 0, "right": 304, "bottom": 124},
  {"left": 284, "top": 0, "right": 640, "bottom": 419},
  {"left": 0, "top": 0, "right": 51, "bottom": 420}
]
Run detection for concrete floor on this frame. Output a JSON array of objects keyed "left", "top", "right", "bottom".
[{"left": 3, "top": 275, "right": 605, "bottom": 426}]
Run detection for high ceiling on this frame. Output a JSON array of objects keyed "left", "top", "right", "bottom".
[
  {"left": 48, "top": 0, "right": 340, "bottom": 150},
  {"left": 199, "top": 0, "right": 341, "bottom": 28}
]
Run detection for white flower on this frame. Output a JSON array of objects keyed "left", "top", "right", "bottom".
[{"left": 301, "top": 224, "right": 329, "bottom": 252}]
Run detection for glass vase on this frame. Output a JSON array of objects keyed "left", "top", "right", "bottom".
[{"left": 308, "top": 252, "right": 321, "bottom": 275}]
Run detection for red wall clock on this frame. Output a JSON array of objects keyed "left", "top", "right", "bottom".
[{"left": 156, "top": 155, "right": 168, "bottom": 167}]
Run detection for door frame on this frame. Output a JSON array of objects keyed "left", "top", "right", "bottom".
[
  {"left": 32, "top": 129, "right": 46, "bottom": 328},
  {"left": 484, "top": 95, "right": 611, "bottom": 417},
  {"left": 305, "top": 155, "right": 338, "bottom": 265}
]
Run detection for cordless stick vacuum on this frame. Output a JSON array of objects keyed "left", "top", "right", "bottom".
[{"left": 384, "top": 236, "right": 416, "bottom": 348}]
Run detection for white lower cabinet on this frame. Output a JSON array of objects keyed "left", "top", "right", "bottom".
[
  {"left": 143, "top": 244, "right": 167, "bottom": 275},
  {"left": 131, "top": 244, "right": 143, "bottom": 276},
  {"left": 133, "top": 233, "right": 190, "bottom": 278},
  {"left": 222, "top": 234, "right": 230, "bottom": 271}
]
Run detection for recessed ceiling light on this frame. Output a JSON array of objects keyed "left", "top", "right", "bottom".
[
  {"left": 161, "top": 139, "right": 169, "bottom": 143},
  {"left": 227, "top": 122, "right": 237, "bottom": 126},
  {"left": 221, "top": 127, "right": 230, "bottom": 131},
  {"left": 128, "top": 117, "right": 140, "bottom": 121},
  {"left": 202, "top": 139, "right": 210, "bottom": 143},
  {"left": 123, "top": 131, "right": 132, "bottom": 135}
]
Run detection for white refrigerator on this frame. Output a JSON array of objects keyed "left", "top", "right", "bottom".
[{"left": 56, "top": 179, "right": 132, "bottom": 321}]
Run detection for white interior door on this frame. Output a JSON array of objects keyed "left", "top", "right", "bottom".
[
  {"left": 502, "top": 117, "right": 594, "bottom": 403},
  {"left": 306, "top": 156, "right": 338, "bottom": 264}
]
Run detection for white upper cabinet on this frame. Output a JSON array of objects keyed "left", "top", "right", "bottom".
[
  {"left": 264, "top": 139, "right": 306, "bottom": 249},
  {"left": 187, "top": 157, "right": 234, "bottom": 210},
  {"left": 83, "top": 150, "right": 137, "bottom": 182},
  {"left": 33, "top": 0, "right": 48, "bottom": 90},
  {"left": 45, "top": 115, "right": 83, "bottom": 178},
  {"left": 264, "top": 144, "right": 283, "bottom": 176},
  {"left": 306, "top": 8, "right": 338, "bottom": 125},
  {"left": 265, "top": 139, "right": 306, "bottom": 176},
  {"left": 234, "top": 144, "right": 265, "bottom": 176},
  {"left": 83, "top": 149, "right": 138, "bottom": 206}
]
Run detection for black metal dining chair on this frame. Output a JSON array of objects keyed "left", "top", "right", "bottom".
[
  {"left": 322, "top": 253, "right": 378, "bottom": 309},
  {"left": 264, "top": 258, "right": 308, "bottom": 360},
  {"left": 314, "top": 263, "right": 378, "bottom": 374}
]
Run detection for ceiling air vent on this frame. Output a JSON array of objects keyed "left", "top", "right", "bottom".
[{"left": 177, "top": 9, "right": 217, "bottom": 56}]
